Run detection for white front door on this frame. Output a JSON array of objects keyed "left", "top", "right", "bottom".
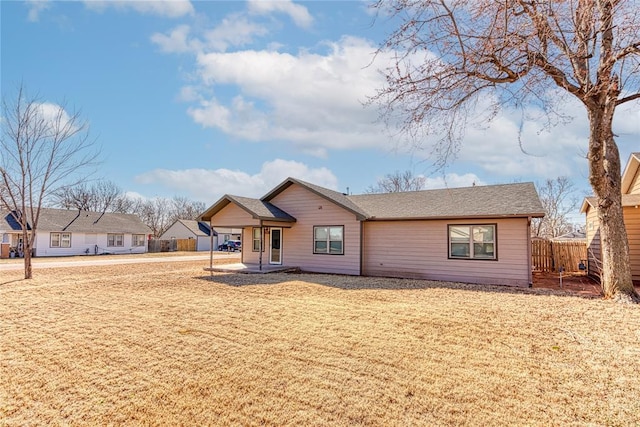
[{"left": 269, "top": 228, "right": 282, "bottom": 265}]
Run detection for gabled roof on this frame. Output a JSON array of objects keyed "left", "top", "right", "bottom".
[
  {"left": 262, "top": 177, "right": 369, "bottom": 220},
  {"left": 200, "top": 179, "right": 544, "bottom": 223},
  {"left": 199, "top": 195, "right": 296, "bottom": 223},
  {"left": 621, "top": 152, "right": 640, "bottom": 194},
  {"left": 166, "top": 219, "right": 212, "bottom": 237},
  {"left": 1, "top": 211, "right": 25, "bottom": 231},
  {"left": 580, "top": 194, "right": 640, "bottom": 213},
  {"left": 349, "top": 182, "right": 545, "bottom": 220},
  {"left": 0, "top": 208, "right": 151, "bottom": 234}
]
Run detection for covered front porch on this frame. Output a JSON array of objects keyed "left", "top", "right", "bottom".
[{"left": 199, "top": 194, "right": 297, "bottom": 273}]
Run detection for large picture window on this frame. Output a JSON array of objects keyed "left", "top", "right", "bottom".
[
  {"left": 449, "top": 224, "right": 496, "bottom": 260},
  {"left": 50, "top": 232, "right": 71, "bottom": 248},
  {"left": 313, "top": 226, "right": 344, "bottom": 255},
  {"left": 107, "top": 233, "right": 124, "bottom": 247}
]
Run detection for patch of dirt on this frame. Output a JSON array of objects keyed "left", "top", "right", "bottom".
[{"left": 532, "top": 272, "right": 602, "bottom": 297}]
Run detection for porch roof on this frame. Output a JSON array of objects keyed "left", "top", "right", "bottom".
[{"left": 199, "top": 195, "right": 296, "bottom": 223}]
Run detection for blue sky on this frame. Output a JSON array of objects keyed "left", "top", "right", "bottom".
[{"left": 2, "top": 0, "right": 639, "bottom": 220}]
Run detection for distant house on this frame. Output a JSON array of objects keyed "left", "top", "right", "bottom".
[
  {"left": 0, "top": 208, "right": 151, "bottom": 258},
  {"left": 581, "top": 152, "right": 640, "bottom": 282},
  {"left": 551, "top": 230, "right": 587, "bottom": 241},
  {"left": 160, "top": 219, "right": 241, "bottom": 251},
  {"left": 200, "top": 178, "right": 545, "bottom": 287}
]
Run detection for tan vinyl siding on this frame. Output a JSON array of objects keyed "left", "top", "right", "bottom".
[
  {"left": 630, "top": 168, "right": 640, "bottom": 194},
  {"left": 624, "top": 206, "right": 640, "bottom": 281},
  {"left": 362, "top": 218, "right": 531, "bottom": 286},
  {"left": 585, "top": 205, "right": 640, "bottom": 281},
  {"left": 269, "top": 184, "right": 361, "bottom": 275},
  {"left": 242, "top": 227, "right": 260, "bottom": 264},
  {"left": 211, "top": 203, "right": 260, "bottom": 228},
  {"left": 585, "top": 206, "right": 602, "bottom": 278}
]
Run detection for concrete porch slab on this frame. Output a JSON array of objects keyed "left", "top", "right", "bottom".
[{"left": 204, "top": 263, "right": 300, "bottom": 274}]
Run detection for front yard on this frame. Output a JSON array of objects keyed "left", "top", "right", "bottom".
[{"left": 1, "top": 260, "right": 639, "bottom": 426}]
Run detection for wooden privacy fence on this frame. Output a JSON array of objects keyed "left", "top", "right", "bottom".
[
  {"left": 148, "top": 238, "right": 196, "bottom": 253},
  {"left": 532, "top": 239, "right": 587, "bottom": 273}
]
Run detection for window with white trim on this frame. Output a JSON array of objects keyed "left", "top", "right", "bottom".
[
  {"left": 107, "top": 233, "right": 124, "bottom": 247},
  {"left": 132, "top": 234, "right": 146, "bottom": 247},
  {"left": 313, "top": 226, "right": 344, "bottom": 255},
  {"left": 50, "top": 232, "right": 71, "bottom": 248},
  {"left": 252, "top": 228, "right": 262, "bottom": 252},
  {"left": 449, "top": 224, "right": 496, "bottom": 260}
]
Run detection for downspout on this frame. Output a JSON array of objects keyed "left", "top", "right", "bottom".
[
  {"left": 527, "top": 217, "right": 533, "bottom": 287},
  {"left": 259, "top": 220, "right": 263, "bottom": 271}
]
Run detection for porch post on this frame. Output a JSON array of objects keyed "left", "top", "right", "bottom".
[
  {"left": 258, "top": 220, "right": 263, "bottom": 271},
  {"left": 209, "top": 223, "right": 213, "bottom": 275}
]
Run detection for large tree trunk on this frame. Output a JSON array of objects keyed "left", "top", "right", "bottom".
[
  {"left": 587, "top": 106, "right": 638, "bottom": 303},
  {"left": 22, "top": 228, "right": 33, "bottom": 280}
]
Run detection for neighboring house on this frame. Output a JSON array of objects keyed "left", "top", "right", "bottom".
[
  {"left": 160, "top": 219, "right": 241, "bottom": 251},
  {"left": 0, "top": 208, "right": 151, "bottom": 258},
  {"left": 551, "top": 230, "right": 587, "bottom": 241},
  {"left": 200, "top": 178, "right": 545, "bottom": 286},
  {"left": 581, "top": 152, "right": 640, "bottom": 282}
]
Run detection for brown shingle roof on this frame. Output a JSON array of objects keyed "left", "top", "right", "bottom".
[
  {"left": 199, "top": 179, "right": 544, "bottom": 223},
  {"left": 199, "top": 195, "right": 296, "bottom": 222},
  {"left": 349, "top": 182, "right": 544, "bottom": 219}
]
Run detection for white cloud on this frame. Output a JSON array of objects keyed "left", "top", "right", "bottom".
[
  {"left": 135, "top": 159, "right": 338, "bottom": 202},
  {"left": 26, "top": 0, "right": 51, "bottom": 22},
  {"left": 151, "top": 15, "right": 268, "bottom": 54},
  {"left": 451, "top": 99, "right": 590, "bottom": 181},
  {"left": 188, "top": 36, "right": 393, "bottom": 156},
  {"left": 247, "top": 0, "right": 313, "bottom": 29},
  {"left": 203, "top": 14, "right": 269, "bottom": 52},
  {"left": 35, "top": 102, "right": 78, "bottom": 132},
  {"left": 84, "top": 0, "right": 194, "bottom": 18},
  {"left": 150, "top": 25, "right": 203, "bottom": 53},
  {"left": 422, "top": 173, "right": 485, "bottom": 189}
]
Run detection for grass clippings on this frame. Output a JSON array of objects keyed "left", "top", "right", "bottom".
[{"left": 1, "top": 261, "right": 640, "bottom": 426}]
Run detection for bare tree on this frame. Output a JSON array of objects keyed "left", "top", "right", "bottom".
[
  {"left": 371, "top": 0, "right": 640, "bottom": 302},
  {"left": 131, "top": 197, "right": 172, "bottom": 238},
  {"left": 366, "top": 170, "right": 426, "bottom": 193},
  {"left": 170, "top": 195, "right": 206, "bottom": 222},
  {"left": 53, "top": 180, "right": 125, "bottom": 213},
  {"left": 532, "top": 177, "right": 579, "bottom": 238},
  {"left": 0, "top": 85, "right": 98, "bottom": 279}
]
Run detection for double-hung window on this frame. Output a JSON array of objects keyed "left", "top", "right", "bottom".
[
  {"left": 132, "top": 234, "right": 145, "bottom": 247},
  {"left": 449, "top": 224, "right": 496, "bottom": 260},
  {"left": 107, "top": 233, "right": 124, "bottom": 247},
  {"left": 313, "top": 226, "right": 344, "bottom": 255},
  {"left": 50, "top": 232, "right": 71, "bottom": 248},
  {"left": 252, "top": 228, "right": 263, "bottom": 252}
]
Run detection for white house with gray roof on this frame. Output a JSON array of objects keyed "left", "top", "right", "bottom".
[
  {"left": 0, "top": 208, "right": 151, "bottom": 258},
  {"left": 200, "top": 177, "right": 545, "bottom": 287},
  {"left": 160, "top": 219, "right": 241, "bottom": 251}
]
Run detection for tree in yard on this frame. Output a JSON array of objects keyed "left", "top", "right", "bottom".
[
  {"left": 532, "top": 177, "right": 579, "bottom": 239},
  {"left": 53, "top": 180, "right": 125, "bottom": 213},
  {"left": 128, "top": 196, "right": 205, "bottom": 237},
  {"left": 371, "top": 0, "right": 639, "bottom": 302},
  {"left": 366, "top": 170, "right": 426, "bottom": 193},
  {"left": 1, "top": 85, "right": 98, "bottom": 279}
]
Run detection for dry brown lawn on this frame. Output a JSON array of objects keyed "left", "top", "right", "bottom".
[{"left": 1, "top": 260, "right": 640, "bottom": 426}]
